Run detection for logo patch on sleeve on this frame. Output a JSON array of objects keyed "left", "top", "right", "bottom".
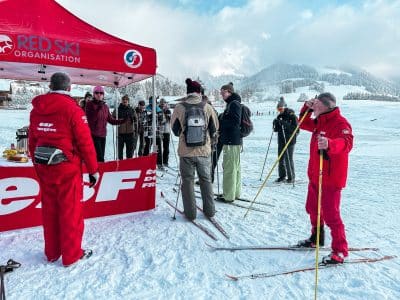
[
  {"left": 342, "top": 129, "right": 350, "bottom": 134},
  {"left": 82, "top": 116, "right": 88, "bottom": 123}
]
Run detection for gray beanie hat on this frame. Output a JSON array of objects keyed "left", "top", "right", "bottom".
[
  {"left": 277, "top": 96, "right": 287, "bottom": 108},
  {"left": 317, "top": 92, "right": 336, "bottom": 108},
  {"left": 221, "top": 82, "right": 234, "bottom": 93}
]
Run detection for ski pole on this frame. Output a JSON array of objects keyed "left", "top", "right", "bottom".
[
  {"left": 314, "top": 148, "right": 324, "bottom": 300},
  {"left": 170, "top": 132, "right": 181, "bottom": 187},
  {"left": 244, "top": 109, "right": 310, "bottom": 218},
  {"left": 280, "top": 123, "right": 295, "bottom": 188},
  {"left": 215, "top": 143, "right": 220, "bottom": 196},
  {"left": 259, "top": 131, "right": 274, "bottom": 181},
  {"left": 172, "top": 172, "right": 182, "bottom": 220}
]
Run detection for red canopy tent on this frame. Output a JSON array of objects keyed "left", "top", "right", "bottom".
[
  {"left": 0, "top": 0, "right": 159, "bottom": 232},
  {"left": 0, "top": 0, "right": 157, "bottom": 86}
]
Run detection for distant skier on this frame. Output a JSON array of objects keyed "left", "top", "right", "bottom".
[
  {"left": 273, "top": 96, "right": 298, "bottom": 183},
  {"left": 297, "top": 92, "right": 353, "bottom": 264}
]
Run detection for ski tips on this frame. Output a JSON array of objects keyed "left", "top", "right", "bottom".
[
  {"left": 379, "top": 255, "right": 397, "bottom": 260},
  {"left": 225, "top": 274, "right": 239, "bottom": 281}
]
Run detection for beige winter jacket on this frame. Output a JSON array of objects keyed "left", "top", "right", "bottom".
[{"left": 171, "top": 93, "right": 219, "bottom": 157}]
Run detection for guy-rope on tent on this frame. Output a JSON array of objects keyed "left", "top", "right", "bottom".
[{"left": 0, "top": 0, "right": 159, "bottom": 152}]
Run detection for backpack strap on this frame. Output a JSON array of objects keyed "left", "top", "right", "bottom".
[{"left": 181, "top": 101, "right": 206, "bottom": 110}]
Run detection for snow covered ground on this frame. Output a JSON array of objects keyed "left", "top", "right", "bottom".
[{"left": 1, "top": 97, "right": 400, "bottom": 299}]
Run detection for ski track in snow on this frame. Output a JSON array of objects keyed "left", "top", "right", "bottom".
[{"left": 1, "top": 98, "right": 400, "bottom": 299}]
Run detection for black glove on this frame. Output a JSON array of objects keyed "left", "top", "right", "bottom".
[{"left": 89, "top": 172, "right": 99, "bottom": 188}]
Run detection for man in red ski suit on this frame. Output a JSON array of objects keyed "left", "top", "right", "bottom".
[
  {"left": 298, "top": 92, "right": 353, "bottom": 264},
  {"left": 29, "top": 73, "right": 99, "bottom": 267}
]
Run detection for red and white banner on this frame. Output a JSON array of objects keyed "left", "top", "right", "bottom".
[{"left": 0, "top": 155, "right": 156, "bottom": 232}]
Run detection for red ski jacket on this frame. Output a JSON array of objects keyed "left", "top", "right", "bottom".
[
  {"left": 299, "top": 105, "right": 353, "bottom": 188},
  {"left": 29, "top": 92, "right": 98, "bottom": 175}
]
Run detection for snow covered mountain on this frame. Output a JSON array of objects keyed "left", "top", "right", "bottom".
[
  {"left": 1, "top": 63, "right": 399, "bottom": 106},
  {"left": 238, "top": 63, "right": 400, "bottom": 99}
]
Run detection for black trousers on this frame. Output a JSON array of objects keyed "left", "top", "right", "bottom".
[
  {"left": 92, "top": 135, "right": 106, "bottom": 162},
  {"left": 144, "top": 136, "right": 163, "bottom": 165},
  {"left": 137, "top": 132, "right": 145, "bottom": 156},
  {"left": 278, "top": 143, "right": 295, "bottom": 180},
  {"left": 117, "top": 133, "right": 135, "bottom": 160},
  {"left": 211, "top": 139, "right": 223, "bottom": 183},
  {"left": 162, "top": 133, "right": 170, "bottom": 165}
]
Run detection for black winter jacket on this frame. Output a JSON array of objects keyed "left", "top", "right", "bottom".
[
  {"left": 112, "top": 104, "right": 138, "bottom": 135},
  {"left": 273, "top": 108, "right": 298, "bottom": 146},
  {"left": 220, "top": 93, "right": 242, "bottom": 145}
]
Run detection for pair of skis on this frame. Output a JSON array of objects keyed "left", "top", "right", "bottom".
[
  {"left": 225, "top": 255, "right": 396, "bottom": 281},
  {"left": 193, "top": 190, "right": 271, "bottom": 213},
  {"left": 164, "top": 198, "right": 229, "bottom": 241},
  {"left": 205, "top": 243, "right": 395, "bottom": 280},
  {"left": 206, "top": 243, "right": 379, "bottom": 252}
]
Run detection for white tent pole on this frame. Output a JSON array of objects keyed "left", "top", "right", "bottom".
[
  {"left": 113, "top": 87, "right": 121, "bottom": 161},
  {"left": 152, "top": 76, "right": 157, "bottom": 155}
]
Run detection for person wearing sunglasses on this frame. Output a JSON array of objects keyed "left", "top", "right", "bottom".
[{"left": 85, "top": 86, "right": 127, "bottom": 162}]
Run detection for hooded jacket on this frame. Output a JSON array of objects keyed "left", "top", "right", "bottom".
[
  {"left": 171, "top": 93, "right": 219, "bottom": 157},
  {"left": 85, "top": 99, "right": 125, "bottom": 137},
  {"left": 29, "top": 92, "right": 98, "bottom": 175},
  {"left": 299, "top": 104, "right": 353, "bottom": 188},
  {"left": 219, "top": 93, "right": 242, "bottom": 145}
]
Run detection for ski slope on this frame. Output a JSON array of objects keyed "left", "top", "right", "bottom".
[{"left": 1, "top": 98, "right": 399, "bottom": 299}]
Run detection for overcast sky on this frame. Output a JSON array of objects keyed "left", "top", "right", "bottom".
[{"left": 58, "top": 0, "right": 400, "bottom": 82}]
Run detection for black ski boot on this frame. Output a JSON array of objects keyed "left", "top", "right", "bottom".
[{"left": 297, "top": 227, "right": 325, "bottom": 248}]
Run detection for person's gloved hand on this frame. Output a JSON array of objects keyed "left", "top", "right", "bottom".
[{"left": 89, "top": 172, "right": 100, "bottom": 188}]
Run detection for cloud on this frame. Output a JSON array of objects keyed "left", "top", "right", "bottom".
[
  {"left": 261, "top": 32, "right": 271, "bottom": 41},
  {"left": 57, "top": 0, "right": 400, "bottom": 81}
]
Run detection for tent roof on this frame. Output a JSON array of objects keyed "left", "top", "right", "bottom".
[{"left": 0, "top": 0, "right": 157, "bottom": 87}]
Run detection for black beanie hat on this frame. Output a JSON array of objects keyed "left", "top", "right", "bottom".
[
  {"left": 221, "top": 82, "right": 234, "bottom": 93},
  {"left": 185, "top": 78, "right": 202, "bottom": 94}
]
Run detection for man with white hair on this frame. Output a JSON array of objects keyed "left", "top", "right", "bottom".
[
  {"left": 297, "top": 92, "right": 353, "bottom": 265},
  {"left": 29, "top": 72, "right": 98, "bottom": 267}
]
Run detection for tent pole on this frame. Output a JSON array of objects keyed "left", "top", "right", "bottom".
[
  {"left": 151, "top": 76, "right": 157, "bottom": 157},
  {"left": 113, "top": 87, "right": 121, "bottom": 161}
]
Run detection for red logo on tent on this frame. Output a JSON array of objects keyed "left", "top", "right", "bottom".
[
  {"left": 124, "top": 49, "right": 143, "bottom": 68},
  {"left": 0, "top": 34, "right": 14, "bottom": 55}
]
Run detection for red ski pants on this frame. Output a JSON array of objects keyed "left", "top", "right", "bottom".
[
  {"left": 37, "top": 166, "right": 84, "bottom": 266},
  {"left": 306, "top": 183, "right": 348, "bottom": 257}
]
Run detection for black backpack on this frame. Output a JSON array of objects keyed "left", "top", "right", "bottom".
[
  {"left": 240, "top": 104, "right": 253, "bottom": 138},
  {"left": 182, "top": 102, "right": 207, "bottom": 147}
]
